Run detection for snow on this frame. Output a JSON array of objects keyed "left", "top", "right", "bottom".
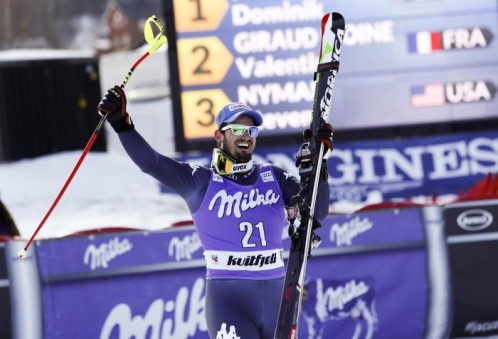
[
  {"left": 0, "top": 45, "right": 189, "bottom": 241},
  {"left": 0, "top": 150, "right": 192, "bottom": 239},
  {"left": 0, "top": 97, "right": 191, "bottom": 240}
]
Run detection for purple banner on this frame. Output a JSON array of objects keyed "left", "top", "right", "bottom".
[
  {"left": 34, "top": 205, "right": 448, "bottom": 338},
  {"left": 294, "top": 207, "right": 431, "bottom": 338},
  {"left": 42, "top": 269, "right": 207, "bottom": 338},
  {"left": 301, "top": 250, "right": 427, "bottom": 338},
  {"left": 316, "top": 207, "right": 425, "bottom": 248},
  {"left": 36, "top": 228, "right": 204, "bottom": 279}
]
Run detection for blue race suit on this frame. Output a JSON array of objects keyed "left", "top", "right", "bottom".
[{"left": 118, "top": 128, "right": 330, "bottom": 338}]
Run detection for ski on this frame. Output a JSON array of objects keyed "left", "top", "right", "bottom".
[{"left": 275, "top": 12, "right": 345, "bottom": 339}]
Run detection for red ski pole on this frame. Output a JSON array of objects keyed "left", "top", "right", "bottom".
[{"left": 18, "top": 15, "right": 167, "bottom": 259}]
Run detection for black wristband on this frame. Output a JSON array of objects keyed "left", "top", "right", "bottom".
[{"left": 109, "top": 114, "right": 134, "bottom": 133}]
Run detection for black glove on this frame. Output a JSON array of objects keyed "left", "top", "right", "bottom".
[
  {"left": 301, "top": 123, "right": 334, "bottom": 154},
  {"left": 296, "top": 124, "right": 332, "bottom": 183},
  {"left": 316, "top": 123, "right": 333, "bottom": 153},
  {"left": 97, "top": 85, "right": 134, "bottom": 132}
]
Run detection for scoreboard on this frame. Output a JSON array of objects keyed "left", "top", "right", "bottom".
[{"left": 164, "top": 0, "right": 498, "bottom": 152}]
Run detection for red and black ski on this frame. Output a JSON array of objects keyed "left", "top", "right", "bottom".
[{"left": 275, "top": 12, "right": 345, "bottom": 339}]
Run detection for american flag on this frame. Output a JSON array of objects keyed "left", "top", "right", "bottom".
[{"left": 410, "top": 83, "right": 446, "bottom": 107}]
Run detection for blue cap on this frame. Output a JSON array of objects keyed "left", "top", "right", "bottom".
[{"left": 215, "top": 103, "right": 263, "bottom": 127}]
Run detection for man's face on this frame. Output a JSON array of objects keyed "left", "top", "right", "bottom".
[{"left": 218, "top": 115, "right": 257, "bottom": 162}]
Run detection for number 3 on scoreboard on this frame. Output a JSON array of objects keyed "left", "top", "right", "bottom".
[{"left": 181, "top": 89, "right": 231, "bottom": 139}]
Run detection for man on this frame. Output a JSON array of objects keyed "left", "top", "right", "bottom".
[{"left": 97, "top": 86, "right": 332, "bottom": 339}]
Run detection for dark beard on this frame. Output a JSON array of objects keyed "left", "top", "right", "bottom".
[{"left": 221, "top": 144, "right": 251, "bottom": 163}]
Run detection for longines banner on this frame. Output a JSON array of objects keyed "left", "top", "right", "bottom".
[{"left": 166, "top": 129, "right": 498, "bottom": 209}]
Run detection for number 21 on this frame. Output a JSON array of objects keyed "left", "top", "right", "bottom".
[{"left": 239, "top": 222, "right": 267, "bottom": 248}]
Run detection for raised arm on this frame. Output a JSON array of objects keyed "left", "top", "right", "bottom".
[{"left": 97, "top": 86, "right": 211, "bottom": 208}]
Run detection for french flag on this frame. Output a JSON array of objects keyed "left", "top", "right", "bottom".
[{"left": 408, "top": 31, "right": 442, "bottom": 54}]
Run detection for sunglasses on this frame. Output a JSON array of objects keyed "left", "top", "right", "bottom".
[{"left": 221, "top": 124, "right": 260, "bottom": 138}]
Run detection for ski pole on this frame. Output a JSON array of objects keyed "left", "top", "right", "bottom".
[{"left": 18, "top": 15, "right": 167, "bottom": 259}]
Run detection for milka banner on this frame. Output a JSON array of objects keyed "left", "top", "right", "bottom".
[
  {"left": 31, "top": 205, "right": 449, "bottom": 338},
  {"left": 166, "top": 129, "right": 498, "bottom": 209},
  {"left": 35, "top": 227, "right": 207, "bottom": 339}
]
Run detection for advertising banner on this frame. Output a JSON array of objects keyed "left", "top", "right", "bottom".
[
  {"left": 36, "top": 228, "right": 207, "bottom": 339},
  {"left": 327, "top": 130, "right": 498, "bottom": 207},
  {"left": 43, "top": 269, "right": 207, "bottom": 339},
  {"left": 166, "top": 130, "right": 498, "bottom": 211},
  {"left": 297, "top": 207, "right": 447, "bottom": 339},
  {"left": 36, "top": 228, "right": 204, "bottom": 279},
  {"left": 34, "top": 206, "right": 449, "bottom": 338},
  {"left": 444, "top": 200, "right": 498, "bottom": 338}
]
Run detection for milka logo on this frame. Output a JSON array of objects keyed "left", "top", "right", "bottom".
[
  {"left": 330, "top": 217, "right": 373, "bottom": 246},
  {"left": 83, "top": 237, "right": 133, "bottom": 270},
  {"left": 100, "top": 278, "right": 207, "bottom": 339},
  {"left": 316, "top": 279, "right": 370, "bottom": 314},
  {"left": 168, "top": 232, "right": 202, "bottom": 261},
  {"left": 307, "top": 278, "right": 378, "bottom": 339},
  {"left": 208, "top": 188, "right": 281, "bottom": 218}
]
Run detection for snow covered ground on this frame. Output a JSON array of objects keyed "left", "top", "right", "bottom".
[
  {"left": 0, "top": 45, "right": 193, "bottom": 240},
  {"left": 0, "top": 97, "right": 192, "bottom": 240}
]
